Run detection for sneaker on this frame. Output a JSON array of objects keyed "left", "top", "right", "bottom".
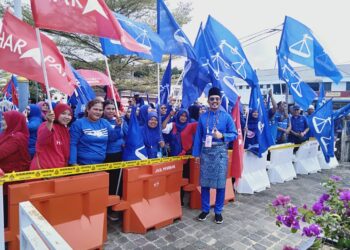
[
  {"left": 215, "top": 213, "right": 223, "bottom": 224},
  {"left": 107, "top": 211, "right": 119, "bottom": 221},
  {"left": 197, "top": 211, "right": 209, "bottom": 221}
]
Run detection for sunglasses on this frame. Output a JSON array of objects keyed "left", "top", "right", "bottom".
[{"left": 209, "top": 97, "right": 221, "bottom": 102}]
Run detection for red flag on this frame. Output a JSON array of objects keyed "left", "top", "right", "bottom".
[
  {"left": 231, "top": 97, "right": 244, "bottom": 180},
  {"left": 0, "top": 10, "right": 76, "bottom": 95},
  {"left": 2, "top": 76, "right": 19, "bottom": 106},
  {"left": 77, "top": 69, "right": 112, "bottom": 86},
  {"left": 30, "top": 0, "right": 148, "bottom": 53}
]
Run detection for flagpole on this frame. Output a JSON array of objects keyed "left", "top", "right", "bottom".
[
  {"left": 35, "top": 28, "right": 53, "bottom": 111},
  {"left": 174, "top": 68, "right": 185, "bottom": 107},
  {"left": 157, "top": 63, "right": 160, "bottom": 105},
  {"left": 104, "top": 55, "right": 120, "bottom": 117}
]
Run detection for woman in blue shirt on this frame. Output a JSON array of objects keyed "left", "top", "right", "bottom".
[
  {"left": 27, "top": 104, "right": 43, "bottom": 158},
  {"left": 142, "top": 112, "right": 165, "bottom": 159}
]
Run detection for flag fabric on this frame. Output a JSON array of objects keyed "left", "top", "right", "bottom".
[
  {"left": 278, "top": 16, "right": 342, "bottom": 83},
  {"left": 333, "top": 103, "right": 350, "bottom": 120},
  {"left": 199, "top": 24, "right": 240, "bottom": 104},
  {"left": 204, "top": 15, "right": 259, "bottom": 87},
  {"left": 247, "top": 85, "right": 274, "bottom": 157},
  {"left": 309, "top": 99, "right": 334, "bottom": 163},
  {"left": 231, "top": 97, "right": 244, "bottom": 180},
  {"left": 317, "top": 82, "right": 326, "bottom": 109},
  {"left": 0, "top": 10, "right": 76, "bottom": 95},
  {"left": 105, "top": 85, "right": 122, "bottom": 104},
  {"left": 77, "top": 69, "right": 111, "bottom": 86},
  {"left": 30, "top": 0, "right": 148, "bottom": 53},
  {"left": 69, "top": 67, "right": 96, "bottom": 117},
  {"left": 100, "top": 13, "right": 164, "bottom": 62},
  {"left": 277, "top": 55, "right": 317, "bottom": 110},
  {"left": 160, "top": 56, "right": 172, "bottom": 105},
  {"left": 2, "top": 75, "right": 19, "bottom": 106},
  {"left": 122, "top": 107, "right": 148, "bottom": 161}
]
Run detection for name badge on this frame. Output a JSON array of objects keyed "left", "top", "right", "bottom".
[{"left": 205, "top": 135, "right": 213, "bottom": 148}]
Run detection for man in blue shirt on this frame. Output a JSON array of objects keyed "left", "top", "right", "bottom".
[
  {"left": 275, "top": 101, "right": 291, "bottom": 144},
  {"left": 193, "top": 87, "right": 237, "bottom": 224},
  {"left": 289, "top": 105, "right": 309, "bottom": 144}
]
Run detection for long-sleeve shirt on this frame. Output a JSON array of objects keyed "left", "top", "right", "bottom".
[
  {"left": 69, "top": 117, "right": 122, "bottom": 165},
  {"left": 192, "top": 110, "right": 237, "bottom": 157},
  {"left": 106, "top": 118, "right": 128, "bottom": 154},
  {"left": 28, "top": 117, "right": 42, "bottom": 157}
]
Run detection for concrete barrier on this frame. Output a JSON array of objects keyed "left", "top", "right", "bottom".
[{"left": 294, "top": 140, "right": 321, "bottom": 174}]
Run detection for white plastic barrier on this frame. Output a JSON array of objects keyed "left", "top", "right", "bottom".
[
  {"left": 267, "top": 143, "right": 297, "bottom": 183},
  {"left": 235, "top": 151, "right": 270, "bottom": 194},
  {"left": 293, "top": 140, "right": 322, "bottom": 174},
  {"left": 317, "top": 150, "right": 339, "bottom": 169},
  {"left": 19, "top": 201, "right": 72, "bottom": 250}
]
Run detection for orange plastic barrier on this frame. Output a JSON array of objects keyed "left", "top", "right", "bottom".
[
  {"left": 183, "top": 151, "right": 235, "bottom": 209},
  {"left": 5, "top": 172, "right": 109, "bottom": 250},
  {"left": 112, "top": 160, "right": 183, "bottom": 234}
]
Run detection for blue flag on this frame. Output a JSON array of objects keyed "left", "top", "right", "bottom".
[
  {"left": 204, "top": 16, "right": 259, "bottom": 87},
  {"left": 100, "top": 13, "right": 164, "bottom": 63},
  {"left": 122, "top": 107, "right": 148, "bottom": 161},
  {"left": 195, "top": 24, "right": 239, "bottom": 105},
  {"left": 160, "top": 56, "right": 172, "bottom": 105},
  {"left": 278, "top": 16, "right": 342, "bottom": 83},
  {"left": 333, "top": 103, "right": 350, "bottom": 120},
  {"left": 2, "top": 75, "right": 19, "bottom": 106},
  {"left": 277, "top": 55, "right": 317, "bottom": 110},
  {"left": 317, "top": 82, "right": 326, "bottom": 109},
  {"left": 247, "top": 85, "right": 275, "bottom": 157},
  {"left": 309, "top": 99, "right": 334, "bottom": 163},
  {"left": 69, "top": 67, "right": 96, "bottom": 118}
]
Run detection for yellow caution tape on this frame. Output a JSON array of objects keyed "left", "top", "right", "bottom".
[{"left": 0, "top": 155, "right": 192, "bottom": 185}]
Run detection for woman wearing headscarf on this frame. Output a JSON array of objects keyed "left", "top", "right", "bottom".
[
  {"left": 37, "top": 101, "right": 49, "bottom": 120},
  {"left": 188, "top": 105, "right": 200, "bottom": 122},
  {"left": 142, "top": 112, "right": 165, "bottom": 158},
  {"left": 0, "top": 111, "right": 31, "bottom": 173},
  {"left": 244, "top": 109, "right": 259, "bottom": 155},
  {"left": 138, "top": 104, "right": 150, "bottom": 126},
  {"left": 30, "top": 103, "right": 72, "bottom": 170},
  {"left": 162, "top": 109, "right": 198, "bottom": 205},
  {"left": 69, "top": 99, "right": 122, "bottom": 165},
  {"left": 27, "top": 104, "right": 43, "bottom": 158}
]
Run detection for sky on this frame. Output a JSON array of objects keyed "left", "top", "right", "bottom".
[{"left": 170, "top": 0, "right": 350, "bottom": 70}]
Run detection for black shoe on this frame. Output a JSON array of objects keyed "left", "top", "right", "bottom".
[
  {"left": 215, "top": 213, "right": 223, "bottom": 224},
  {"left": 197, "top": 211, "right": 209, "bottom": 221}
]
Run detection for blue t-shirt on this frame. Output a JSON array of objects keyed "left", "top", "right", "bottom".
[
  {"left": 106, "top": 118, "right": 128, "bottom": 154},
  {"left": 275, "top": 111, "right": 289, "bottom": 141},
  {"left": 69, "top": 117, "right": 121, "bottom": 165}
]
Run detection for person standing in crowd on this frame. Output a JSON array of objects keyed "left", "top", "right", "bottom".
[
  {"left": 162, "top": 109, "right": 198, "bottom": 205},
  {"left": 193, "top": 87, "right": 237, "bottom": 224},
  {"left": 289, "top": 105, "right": 309, "bottom": 144},
  {"left": 69, "top": 99, "right": 122, "bottom": 165},
  {"left": 275, "top": 101, "right": 291, "bottom": 144},
  {"left": 244, "top": 109, "right": 259, "bottom": 151},
  {"left": 304, "top": 104, "right": 315, "bottom": 140},
  {"left": 134, "top": 93, "right": 145, "bottom": 107},
  {"left": 37, "top": 101, "right": 49, "bottom": 121},
  {"left": 266, "top": 89, "right": 278, "bottom": 143},
  {"left": 27, "top": 104, "right": 43, "bottom": 158},
  {"left": 123, "top": 107, "right": 132, "bottom": 125},
  {"left": 142, "top": 112, "right": 165, "bottom": 158},
  {"left": 30, "top": 104, "right": 72, "bottom": 170},
  {"left": 188, "top": 104, "right": 200, "bottom": 122},
  {"left": 0, "top": 111, "right": 31, "bottom": 173}
]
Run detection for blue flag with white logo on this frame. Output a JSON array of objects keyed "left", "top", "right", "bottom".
[
  {"left": 100, "top": 13, "right": 164, "bottom": 63},
  {"left": 278, "top": 16, "right": 342, "bottom": 83},
  {"left": 160, "top": 56, "right": 172, "bottom": 105},
  {"left": 69, "top": 67, "right": 96, "bottom": 118},
  {"left": 317, "top": 82, "right": 326, "bottom": 109},
  {"left": 309, "top": 99, "right": 334, "bottom": 163},
  {"left": 195, "top": 24, "right": 239, "bottom": 105},
  {"left": 277, "top": 54, "right": 317, "bottom": 110},
  {"left": 204, "top": 15, "right": 259, "bottom": 87},
  {"left": 122, "top": 107, "right": 148, "bottom": 161},
  {"left": 247, "top": 85, "right": 275, "bottom": 157}
]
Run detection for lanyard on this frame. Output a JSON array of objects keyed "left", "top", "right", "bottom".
[{"left": 206, "top": 111, "right": 220, "bottom": 134}]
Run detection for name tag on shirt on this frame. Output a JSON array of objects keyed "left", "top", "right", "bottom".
[{"left": 205, "top": 135, "right": 213, "bottom": 148}]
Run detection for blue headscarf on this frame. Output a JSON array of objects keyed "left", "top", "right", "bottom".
[
  {"left": 188, "top": 105, "right": 200, "bottom": 122},
  {"left": 138, "top": 105, "right": 149, "bottom": 126},
  {"left": 28, "top": 104, "right": 42, "bottom": 119},
  {"left": 142, "top": 112, "right": 162, "bottom": 158},
  {"left": 175, "top": 109, "right": 189, "bottom": 133}
]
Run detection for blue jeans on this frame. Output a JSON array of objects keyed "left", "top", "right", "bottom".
[{"left": 201, "top": 187, "right": 225, "bottom": 214}]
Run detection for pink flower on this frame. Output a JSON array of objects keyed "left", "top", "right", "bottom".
[{"left": 272, "top": 194, "right": 291, "bottom": 207}]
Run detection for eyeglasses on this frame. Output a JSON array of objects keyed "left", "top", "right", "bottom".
[{"left": 209, "top": 97, "right": 221, "bottom": 102}]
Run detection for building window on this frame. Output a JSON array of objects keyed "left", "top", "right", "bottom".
[
  {"left": 239, "top": 86, "right": 243, "bottom": 89},
  {"left": 273, "top": 84, "right": 281, "bottom": 94},
  {"left": 307, "top": 82, "right": 319, "bottom": 91},
  {"left": 281, "top": 84, "right": 287, "bottom": 94},
  {"left": 346, "top": 82, "right": 350, "bottom": 91},
  {"left": 323, "top": 82, "right": 332, "bottom": 91},
  {"left": 266, "top": 84, "right": 271, "bottom": 89}
]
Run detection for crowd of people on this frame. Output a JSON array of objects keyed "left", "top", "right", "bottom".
[{"left": 0, "top": 87, "right": 349, "bottom": 224}]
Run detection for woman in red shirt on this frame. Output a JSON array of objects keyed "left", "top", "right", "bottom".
[
  {"left": 0, "top": 111, "right": 31, "bottom": 173},
  {"left": 30, "top": 103, "right": 72, "bottom": 170}
]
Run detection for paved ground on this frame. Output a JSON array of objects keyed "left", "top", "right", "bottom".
[{"left": 105, "top": 164, "right": 350, "bottom": 250}]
